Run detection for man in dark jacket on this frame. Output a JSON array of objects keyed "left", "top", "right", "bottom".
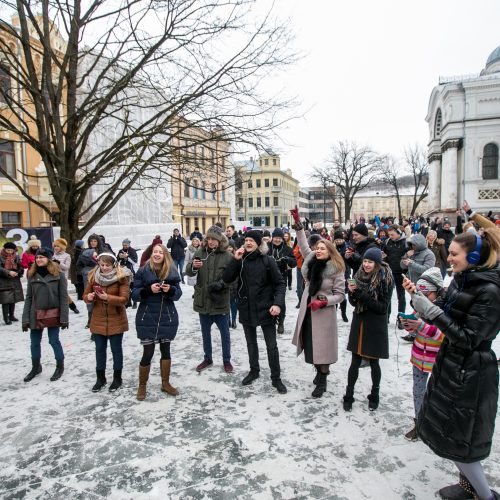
[
  {"left": 185, "top": 226, "right": 233, "bottom": 373},
  {"left": 190, "top": 227, "right": 203, "bottom": 241},
  {"left": 437, "top": 220, "right": 454, "bottom": 252},
  {"left": 118, "top": 238, "right": 138, "bottom": 308},
  {"left": 167, "top": 228, "right": 187, "bottom": 284},
  {"left": 383, "top": 225, "right": 408, "bottom": 327},
  {"left": 223, "top": 230, "right": 287, "bottom": 394},
  {"left": 345, "top": 223, "right": 378, "bottom": 275},
  {"left": 267, "top": 228, "right": 296, "bottom": 334}
]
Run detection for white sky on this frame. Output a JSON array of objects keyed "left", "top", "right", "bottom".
[{"left": 269, "top": 0, "right": 500, "bottom": 185}]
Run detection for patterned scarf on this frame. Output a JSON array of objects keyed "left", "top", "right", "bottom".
[
  {"left": 353, "top": 263, "right": 393, "bottom": 313},
  {"left": 93, "top": 266, "right": 132, "bottom": 286},
  {"left": 1, "top": 249, "right": 17, "bottom": 270}
]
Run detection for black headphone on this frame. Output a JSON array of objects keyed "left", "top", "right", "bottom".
[{"left": 466, "top": 235, "right": 482, "bottom": 265}]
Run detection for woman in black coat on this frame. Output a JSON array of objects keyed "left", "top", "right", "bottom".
[
  {"left": 404, "top": 229, "right": 500, "bottom": 500},
  {"left": 343, "top": 247, "right": 393, "bottom": 412}
]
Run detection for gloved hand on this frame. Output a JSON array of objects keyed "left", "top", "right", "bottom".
[
  {"left": 60, "top": 323, "right": 69, "bottom": 330},
  {"left": 22, "top": 323, "right": 29, "bottom": 332},
  {"left": 290, "top": 205, "right": 301, "bottom": 224},
  {"left": 207, "top": 281, "right": 225, "bottom": 293},
  {"left": 410, "top": 292, "right": 443, "bottom": 321},
  {"left": 307, "top": 299, "right": 328, "bottom": 312}
]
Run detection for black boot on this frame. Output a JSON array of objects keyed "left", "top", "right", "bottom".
[
  {"left": 69, "top": 302, "right": 80, "bottom": 314},
  {"left": 109, "top": 370, "right": 122, "bottom": 392},
  {"left": 272, "top": 378, "right": 287, "bottom": 394},
  {"left": 242, "top": 371, "right": 260, "bottom": 386},
  {"left": 340, "top": 300, "right": 348, "bottom": 322},
  {"left": 231, "top": 319, "right": 237, "bottom": 329},
  {"left": 368, "top": 386, "right": 379, "bottom": 411},
  {"left": 8, "top": 303, "right": 18, "bottom": 322},
  {"left": 343, "top": 386, "right": 354, "bottom": 411},
  {"left": 438, "top": 474, "right": 476, "bottom": 499},
  {"left": 313, "top": 365, "right": 320, "bottom": 385},
  {"left": 85, "top": 311, "right": 91, "bottom": 329},
  {"left": 2, "top": 304, "right": 12, "bottom": 325},
  {"left": 50, "top": 360, "right": 64, "bottom": 381},
  {"left": 24, "top": 359, "right": 42, "bottom": 382},
  {"left": 277, "top": 320, "right": 284, "bottom": 335},
  {"left": 92, "top": 369, "right": 107, "bottom": 392},
  {"left": 312, "top": 372, "right": 328, "bottom": 398}
]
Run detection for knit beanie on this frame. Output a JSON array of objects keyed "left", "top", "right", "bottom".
[
  {"left": 3, "top": 241, "right": 17, "bottom": 250},
  {"left": 206, "top": 225, "right": 224, "bottom": 242},
  {"left": 308, "top": 234, "right": 322, "bottom": 247},
  {"left": 152, "top": 235, "right": 163, "bottom": 246},
  {"left": 262, "top": 230, "right": 271, "bottom": 238},
  {"left": 122, "top": 238, "right": 131, "bottom": 245},
  {"left": 353, "top": 223, "right": 368, "bottom": 237},
  {"left": 363, "top": 247, "right": 383, "bottom": 264},
  {"left": 36, "top": 247, "right": 54, "bottom": 260},
  {"left": 27, "top": 235, "right": 42, "bottom": 248},
  {"left": 75, "top": 240, "right": 85, "bottom": 248},
  {"left": 416, "top": 267, "right": 443, "bottom": 292},
  {"left": 53, "top": 238, "right": 68, "bottom": 251},
  {"left": 245, "top": 230, "right": 263, "bottom": 246},
  {"left": 272, "top": 228, "right": 284, "bottom": 239},
  {"left": 333, "top": 230, "right": 344, "bottom": 240}
]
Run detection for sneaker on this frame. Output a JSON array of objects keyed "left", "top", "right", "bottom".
[
  {"left": 404, "top": 425, "right": 418, "bottom": 442},
  {"left": 223, "top": 362, "right": 234, "bottom": 373},
  {"left": 400, "top": 334, "right": 415, "bottom": 343},
  {"left": 196, "top": 359, "right": 213, "bottom": 372},
  {"left": 272, "top": 378, "right": 287, "bottom": 394}
]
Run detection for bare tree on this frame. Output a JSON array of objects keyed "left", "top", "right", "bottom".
[
  {"left": 311, "top": 141, "right": 383, "bottom": 222},
  {"left": 404, "top": 144, "right": 429, "bottom": 216},
  {"left": 0, "top": 0, "right": 296, "bottom": 246},
  {"left": 379, "top": 155, "right": 404, "bottom": 222}
]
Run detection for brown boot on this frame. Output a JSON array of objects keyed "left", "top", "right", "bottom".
[
  {"left": 136, "top": 364, "right": 150, "bottom": 401},
  {"left": 160, "top": 359, "right": 179, "bottom": 396}
]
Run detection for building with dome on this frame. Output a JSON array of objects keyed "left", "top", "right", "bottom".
[{"left": 426, "top": 46, "right": 500, "bottom": 216}]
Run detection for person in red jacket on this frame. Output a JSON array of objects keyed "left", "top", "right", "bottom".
[{"left": 21, "top": 235, "right": 41, "bottom": 270}]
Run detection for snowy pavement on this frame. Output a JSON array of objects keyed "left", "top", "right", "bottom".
[{"left": 1, "top": 284, "right": 499, "bottom": 499}]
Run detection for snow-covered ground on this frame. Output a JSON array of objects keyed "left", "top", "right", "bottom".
[{"left": 1, "top": 282, "right": 499, "bottom": 499}]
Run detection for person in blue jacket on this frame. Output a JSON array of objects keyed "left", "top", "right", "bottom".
[{"left": 132, "top": 244, "right": 182, "bottom": 401}]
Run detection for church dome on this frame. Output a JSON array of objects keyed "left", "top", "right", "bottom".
[
  {"left": 486, "top": 46, "right": 500, "bottom": 67},
  {"left": 481, "top": 45, "right": 500, "bottom": 75}
]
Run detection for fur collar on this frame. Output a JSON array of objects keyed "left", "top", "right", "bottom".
[{"left": 301, "top": 251, "right": 339, "bottom": 281}]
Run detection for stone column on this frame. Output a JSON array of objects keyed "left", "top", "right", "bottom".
[
  {"left": 428, "top": 153, "right": 442, "bottom": 211},
  {"left": 440, "top": 139, "right": 461, "bottom": 211}
]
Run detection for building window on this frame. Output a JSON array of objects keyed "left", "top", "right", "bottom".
[
  {"left": 264, "top": 159, "right": 268, "bottom": 166},
  {"left": 0, "top": 65, "right": 11, "bottom": 103},
  {"left": 248, "top": 197, "right": 253, "bottom": 208},
  {"left": 434, "top": 109, "right": 442, "bottom": 139},
  {"left": 248, "top": 180, "right": 252, "bottom": 188},
  {"left": 273, "top": 178, "right": 278, "bottom": 187},
  {"left": 238, "top": 197, "right": 243, "bottom": 209},
  {"left": 256, "top": 179, "right": 261, "bottom": 188},
  {"left": 265, "top": 196, "right": 270, "bottom": 207},
  {"left": 256, "top": 197, "right": 261, "bottom": 207},
  {"left": 1, "top": 211, "right": 21, "bottom": 227},
  {"left": 211, "top": 183, "right": 216, "bottom": 200},
  {"left": 0, "top": 140, "right": 16, "bottom": 178},
  {"left": 483, "top": 143, "right": 499, "bottom": 179},
  {"left": 273, "top": 196, "right": 279, "bottom": 206},
  {"left": 193, "top": 180, "right": 198, "bottom": 199},
  {"left": 221, "top": 185, "right": 225, "bottom": 202},
  {"left": 264, "top": 178, "right": 269, "bottom": 187},
  {"left": 201, "top": 182, "right": 206, "bottom": 200},
  {"left": 184, "top": 181, "right": 190, "bottom": 197},
  {"left": 272, "top": 159, "right": 276, "bottom": 166}
]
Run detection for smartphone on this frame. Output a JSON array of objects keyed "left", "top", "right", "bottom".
[
  {"left": 347, "top": 278, "right": 356, "bottom": 285},
  {"left": 93, "top": 284, "right": 104, "bottom": 294},
  {"left": 398, "top": 312, "right": 417, "bottom": 320},
  {"left": 158, "top": 280, "right": 165, "bottom": 287},
  {"left": 401, "top": 273, "right": 408, "bottom": 281}
]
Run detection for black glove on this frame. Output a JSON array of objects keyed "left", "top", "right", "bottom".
[
  {"left": 207, "top": 281, "right": 225, "bottom": 293},
  {"left": 22, "top": 323, "right": 29, "bottom": 332},
  {"left": 60, "top": 323, "right": 69, "bottom": 330},
  {"left": 291, "top": 221, "right": 303, "bottom": 231}
]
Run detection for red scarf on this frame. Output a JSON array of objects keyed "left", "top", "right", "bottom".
[{"left": 1, "top": 249, "right": 18, "bottom": 270}]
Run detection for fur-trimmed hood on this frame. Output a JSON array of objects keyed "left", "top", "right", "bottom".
[
  {"left": 301, "top": 251, "right": 340, "bottom": 281},
  {"left": 201, "top": 233, "right": 229, "bottom": 252}
]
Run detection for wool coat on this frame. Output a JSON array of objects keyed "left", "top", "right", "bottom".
[
  {"left": 0, "top": 253, "right": 24, "bottom": 304},
  {"left": 132, "top": 264, "right": 182, "bottom": 342},
  {"left": 292, "top": 228, "right": 345, "bottom": 364},
  {"left": 22, "top": 271, "right": 69, "bottom": 329},
  {"left": 417, "top": 265, "right": 500, "bottom": 463},
  {"left": 83, "top": 277, "right": 129, "bottom": 335}
]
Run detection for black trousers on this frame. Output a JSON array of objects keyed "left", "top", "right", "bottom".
[
  {"left": 388, "top": 272, "right": 406, "bottom": 317},
  {"left": 242, "top": 323, "right": 281, "bottom": 380}
]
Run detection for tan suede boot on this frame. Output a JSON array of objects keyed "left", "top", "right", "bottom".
[
  {"left": 136, "top": 364, "right": 150, "bottom": 401},
  {"left": 160, "top": 359, "right": 179, "bottom": 396}
]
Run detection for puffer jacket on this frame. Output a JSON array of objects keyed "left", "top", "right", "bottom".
[
  {"left": 132, "top": 264, "right": 182, "bottom": 342},
  {"left": 383, "top": 234, "right": 407, "bottom": 274},
  {"left": 400, "top": 234, "right": 436, "bottom": 283},
  {"left": 83, "top": 277, "right": 129, "bottom": 335},
  {"left": 417, "top": 265, "right": 500, "bottom": 463},
  {"left": 22, "top": 270, "right": 69, "bottom": 328},
  {"left": 53, "top": 250, "right": 71, "bottom": 279},
  {"left": 185, "top": 237, "right": 232, "bottom": 315}
]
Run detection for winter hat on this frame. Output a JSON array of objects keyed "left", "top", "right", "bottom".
[
  {"left": 97, "top": 252, "right": 117, "bottom": 263},
  {"left": 53, "top": 238, "right": 68, "bottom": 251},
  {"left": 363, "top": 247, "right": 383, "bottom": 264},
  {"left": 152, "top": 235, "right": 163, "bottom": 246},
  {"left": 245, "top": 230, "right": 263, "bottom": 246},
  {"left": 27, "top": 235, "right": 41, "bottom": 248},
  {"left": 228, "top": 240, "right": 236, "bottom": 250},
  {"left": 272, "top": 228, "right": 284, "bottom": 239},
  {"left": 416, "top": 267, "right": 443, "bottom": 293},
  {"left": 75, "top": 240, "right": 85, "bottom": 248},
  {"left": 352, "top": 223, "right": 368, "bottom": 237},
  {"left": 206, "top": 225, "right": 224, "bottom": 242},
  {"left": 262, "top": 230, "right": 271, "bottom": 238},
  {"left": 3, "top": 241, "right": 17, "bottom": 250},
  {"left": 308, "top": 234, "right": 322, "bottom": 247},
  {"left": 333, "top": 230, "right": 344, "bottom": 240},
  {"left": 36, "top": 247, "right": 54, "bottom": 260},
  {"left": 122, "top": 238, "right": 131, "bottom": 245}
]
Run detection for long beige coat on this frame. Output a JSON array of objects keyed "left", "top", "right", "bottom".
[{"left": 292, "top": 229, "right": 345, "bottom": 364}]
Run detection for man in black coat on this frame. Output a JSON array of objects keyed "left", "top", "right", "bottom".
[
  {"left": 118, "top": 238, "right": 138, "bottom": 308},
  {"left": 190, "top": 227, "right": 203, "bottom": 241},
  {"left": 345, "top": 223, "right": 378, "bottom": 275},
  {"left": 223, "top": 230, "right": 287, "bottom": 394},
  {"left": 167, "top": 229, "right": 188, "bottom": 284},
  {"left": 267, "top": 228, "right": 297, "bottom": 334}
]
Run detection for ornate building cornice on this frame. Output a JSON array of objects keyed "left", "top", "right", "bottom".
[
  {"left": 441, "top": 138, "right": 462, "bottom": 153},
  {"left": 428, "top": 153, "right": 442, "bottom": 163}
]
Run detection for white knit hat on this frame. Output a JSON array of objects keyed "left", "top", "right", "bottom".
[{"left": 416, "top": 267, "right": 443, "bottom": 292}]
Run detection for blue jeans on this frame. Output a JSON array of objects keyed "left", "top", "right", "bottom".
[
  {"left": 174, "top": 259, "right": 185, "bottom": 280},
  {"left": 228, "top": 298, "right": 238, "bottom": 325},
  {"left": 199, "top": 313, "right": 231, "bottom": 363},
  {"left": 296, "top": 267, "right": 304, "bottom": 302},
  {"left": 413, "top": 365, "right": 429, "bottom": 418},
  {"left": 30, "top": 327, "right": 64, "bottom": 361},
  {"left": 94, "top": 333, "right": 124, "bottom": 371}
]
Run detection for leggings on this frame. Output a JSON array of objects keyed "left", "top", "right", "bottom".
[
  {"left": 455, "top": 461, "right": 492, "bottom": 500},
  {"left": 140, "top": 343, "right": 171, "bottom": 366},
  {"left": 347, "top": 353, "right": 381, "bottom": 389}
]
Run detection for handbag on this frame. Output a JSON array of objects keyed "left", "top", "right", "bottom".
[{"left": 35, "top": 308, "right": 60, "bottom": 329}]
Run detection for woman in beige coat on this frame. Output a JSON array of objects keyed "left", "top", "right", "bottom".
[{"left": 292, "top": 226, "right": 345, "bottom": 398}]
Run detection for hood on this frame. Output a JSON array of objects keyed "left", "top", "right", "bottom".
[
  {"left": 202, "top": 233, "right": 229, "bottom": 252},
  {"left": 408, "top": 233, "right": 427, "bottom": 252},
  {"left": 87, "top": 234, "right": 104, "bottom": 253}
]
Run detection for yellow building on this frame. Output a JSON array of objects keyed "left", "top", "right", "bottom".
[
  {"left": 236, "top": 151, "right": 299, "bottom": 228},
  {"left": 0, "top": 17, "right": 58, "bottom": 227}
]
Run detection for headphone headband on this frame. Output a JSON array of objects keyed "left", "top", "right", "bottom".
[{"left": 466, "top": 235, "right": 482, "bottom": 265}]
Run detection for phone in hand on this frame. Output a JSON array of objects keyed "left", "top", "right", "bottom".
[
  {"left": 93, "top": 284, "right": 104, "bottom": 294},
  {"left": 347, "top": 278, "right": 356, "bottom": 285},
  {"left": 158, "top": 280, "right": 165, "bottom": 287}
]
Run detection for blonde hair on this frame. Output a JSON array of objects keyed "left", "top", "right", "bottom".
[
  {"left": 148, "top": 244, "right": 173, "bottom": 280},
  {"left": 87, "top": 254, "right": 128, "bottom": 285},
  {"left": 28, "top": 260, "right": 60, "bottom": 278},
  {"left": 315, "top": 239, "right": 346, "bottom": 273}
]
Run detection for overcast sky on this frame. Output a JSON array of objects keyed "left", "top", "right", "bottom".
[{"left": 269, "top": 0, "right": 500, "bottom": 185}]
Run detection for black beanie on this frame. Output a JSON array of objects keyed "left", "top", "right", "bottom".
[
  {"left": 353, "top": 224, "right": 368, "bottom": 237},
  {"left": 245, "top": 230, "right": 263, "bottom": 246},
  {"left": 333, "top": 230, "right": 344, "bottom": 240}
]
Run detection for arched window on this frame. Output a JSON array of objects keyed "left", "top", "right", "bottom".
[
  {"left": 434, "top": 109, "right": 442, "bottom": 139},
  {"left": 482, "top": 143, "right": 499, "bottom": 179}
]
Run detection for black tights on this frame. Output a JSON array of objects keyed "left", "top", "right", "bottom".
[
  {"left": 347, "top": 353, "right": 381, "bottom": 389},
  {"left": 140, "top": 343, "right": 171, "bottom": 366}
]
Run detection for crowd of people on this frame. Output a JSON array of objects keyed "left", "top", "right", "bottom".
[{"left": 1, "top": 200, "right": 499, "bottom": 500}]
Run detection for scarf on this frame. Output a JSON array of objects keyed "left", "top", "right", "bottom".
[
  {"left": 94, "top": 266, "right": 131, "bottom": 286},
  {"left": 37, "top": 266, "right": 49, "bottom": 278},
  {"left": 1, "top": 249, "right": 17, "bottom": 270},
  {"left": 306, "top": 257, "right": 328, "bottom": 297},
  {"left": 353, "top": 263, "right": 393, "bottom": 313}
]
